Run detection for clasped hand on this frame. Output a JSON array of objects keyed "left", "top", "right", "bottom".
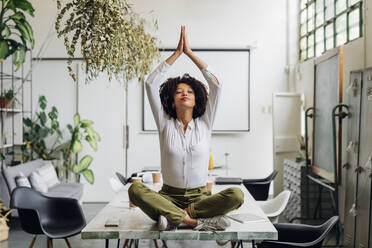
[{"left": 175, "top": 25, "right": 192, "bottom": 56}]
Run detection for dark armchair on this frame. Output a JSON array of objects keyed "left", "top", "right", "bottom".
[
  {"left": 243, "top": 169, "right": 278, "bottom": 201},
  {"left": 257, "top": 216, "right": 339, "bottom": 248},
  {"left": 10, "top": 187, "right": 86, "bottom": 248}
]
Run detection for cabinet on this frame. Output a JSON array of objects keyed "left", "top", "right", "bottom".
[{"left": 283, "top": 159, "right": 334, "bottom": 224}]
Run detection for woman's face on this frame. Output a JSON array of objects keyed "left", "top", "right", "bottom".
[{"left": 173, "top": 83, "right": 196, "bottom": 111}]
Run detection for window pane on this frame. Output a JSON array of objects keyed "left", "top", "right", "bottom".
[
  {"left": 316, "top": 28, "right": 325, "bottom": 56},
  {"left": 300, "top": 37, "right": 307, "bottom": 50},
  {"left": 325, "top": 0, "right": 334, "bottom": 21},
  {"left": 308, "top": 18, "right": 315, "bottom": 32},
  {"left": 316, "top": 0, "right": 324, "bottom": 14},
  {"left": 301, "top": 24, "right": 307, "bottom": 36},
  {"left": 308, "top": 33, "right": 314, "bottom": 58},
  {"left": 301, "top": 0, "right": 307, "bottom": 10},
  {"left": 336, "top": 13, "right": 347, "bottom": 45},
  {"left": 349, "top": 7, "right": 360, "bottom": 40},
  {"left": 308, "top": 2, "right": 315, "bottom": 17},
  {"left": 307, "top": 3, "right": 315, "bottom": 31},
  {"left": 325, "top": 23, "right": 334, "bottom": 50},
  {"left": 316, "top": 0, "right": 324, "bottom": 28},
  {"left": 349, "top": 0, "right": 361, "bottom": 7},
  {"left": 300, "top": 50, "right": 307, "bottom": 61},
  {"left": 336, "top": 0, "right": 347, "bottom": 15},
  {"left": 301, "top": 9, "right": 307, "bottom": 24}
]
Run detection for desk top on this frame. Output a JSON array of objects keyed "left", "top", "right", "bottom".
[{"left": 81, "top": 183, "right": 277, "bottom": 241}]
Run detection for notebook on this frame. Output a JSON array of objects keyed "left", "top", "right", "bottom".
[
  {"left": 214, "top": 177, "right": 242, "bottom": 185},
  {"left": 226, "top": 213, "right": 266, "bottom": 224}
]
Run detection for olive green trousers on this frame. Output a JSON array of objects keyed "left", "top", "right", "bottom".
[{"left": 128, "top": 182, "right": 244, "bottom": 226}]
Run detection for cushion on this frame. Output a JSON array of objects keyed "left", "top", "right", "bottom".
[
  {"left": 36, "top": 162, "right": 59, "bottom": 188},
  {"left": 29, "top": 171, "right": 48, "bottom": 193},
  {"left": 46, "top": 183, "right": 84, "bottom": 200},
  {"left": 15, "top": 172, "right": 31, "bottom": 188},
  {"left": 2, "top": 159, "right": 45, "bottom": 194}
]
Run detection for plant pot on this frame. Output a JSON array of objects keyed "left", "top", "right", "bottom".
[
  {"left": 0, "top": 98, "right": 12, "bottom": 108},
  {"left": 0, "top": 221, "right": 9, "bottom": 242}
]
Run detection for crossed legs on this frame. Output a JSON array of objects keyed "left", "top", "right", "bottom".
[{"left": 128, "top": 182, "right": 244, "bottom": 227}]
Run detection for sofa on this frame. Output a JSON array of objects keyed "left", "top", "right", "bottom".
[{"left": 1, "top": 159, "right": 83, "bottom": 215}]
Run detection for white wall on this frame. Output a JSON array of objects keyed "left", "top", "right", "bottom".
[{"left": 29, "top": 0, "right": 297, "bottom": 201}]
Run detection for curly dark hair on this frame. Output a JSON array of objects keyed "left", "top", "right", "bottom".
[{"left": 159, "top": 74, "right": 208, "bottom": 119}]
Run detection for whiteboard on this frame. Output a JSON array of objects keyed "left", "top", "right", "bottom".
[
  {"left": 142, "top": 49, "right": 250, "bottom": 132},
  {"left": 313, "top": 52, "right": 341, "bottom": 183}
]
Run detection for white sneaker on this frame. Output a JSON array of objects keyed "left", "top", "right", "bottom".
[
  {"left": 194, "top": 215, "right": 231, "bottom": 231},
  {"left": 158, "top": 215, "right": 176, "bottom": 231}
]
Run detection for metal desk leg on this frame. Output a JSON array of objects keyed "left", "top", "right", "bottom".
[
  {"left": 105, "top": 239, "right": 109, "bottom": 248},
  {"left": 117, "top": 239, "right": 120, "bottom": 248}
]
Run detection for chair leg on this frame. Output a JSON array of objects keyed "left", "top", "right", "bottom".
[
  {"left": 161, "top": 240, "right": 168, "bottom": 248},
  {"left": 47, "top": 238, "right": 53, "bottom": 248},
  {"left": 29, "top": 236, "right": 37, "bottom": 248},
  {"left": 153, "top": 240, "right": 159, "bottom": 248},
  {"left": 64, "top": 238, "right": 72, "bottom": 248},
  {"left": 128, "top": 239, "right": 133, "bottom": 248},
  {"left": 231, "top": 241, "right": 236, "bottom": 248},
  {"left": 122, "top": 239, "right": 129, "bottom": 248}
]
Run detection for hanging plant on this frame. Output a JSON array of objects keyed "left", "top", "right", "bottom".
[
  {"left": 0, "top": 0, "right": 35, "bottom": 69},
  {"left": 55, "top": 0, "right": 160, "bottom": 83}
]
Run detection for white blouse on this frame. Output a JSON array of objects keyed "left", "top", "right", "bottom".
[{"left": 145, "top": 61, "right": 222, "bottom": 189}]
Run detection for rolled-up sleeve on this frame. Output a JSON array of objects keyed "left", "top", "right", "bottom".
[
  {"left": 200, "top": 67, "right": 222, "bottom": 130},
  {"left": 145, "top": 61, "right": 171, "bottom": 132}
]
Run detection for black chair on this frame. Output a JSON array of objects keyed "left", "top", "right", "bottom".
[
  {"left": 257, "top": 216, "right": 339, "bottom": 248},
  {"left": 242, "top": 169, "right": 278, "bottom": 201},
  {"left": 10, "top": 187, "right": 86, "bottom": 248},
  {"left": 115, "top": 172, "right": 129, "bottom": 185}
]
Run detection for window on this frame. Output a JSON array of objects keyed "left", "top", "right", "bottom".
[{"left": 299, "top": 0, "right": 363, "bottom": 61}]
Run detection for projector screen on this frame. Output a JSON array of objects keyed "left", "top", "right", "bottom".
[{"left": 143, "top": 49, "right": 250, "bottom": 132}]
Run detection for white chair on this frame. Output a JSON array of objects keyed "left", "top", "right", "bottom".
[
  {"left": 109, "top": 177, "right": 124, "bottom": 193},
  {"left": 258, "top": 190, "right": 291, "bottom": 223}
]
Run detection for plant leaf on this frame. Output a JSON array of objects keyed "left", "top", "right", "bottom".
[
  {"left": 67, "top": 124, "right": 73, "bottom": 134},
  {"left": 3, "top": 26, "right": 11, "bottom": 37},
  {"left": 72, "top": 140, "right": 82, "bottom": 153},
  {"left": 72, "top": 164, "right": 80, "bottom": 173},
  {"left": 13, "top": 0, "right": 35, "bottom": 16},
  {"left": 73, "top": 113, "right": 80, "bottom": 126},
  {"left": 79, "top": 155, "right": 93, "bottom": 170},
  {"left": 17, "top": 45, "right": 26, "bottom": 70},
  {"left": 80, "top": 120, "right": 93, "bottom": 128},
  {"left": 0, "top": 40, "right": 9, "bottom": 60},
  {"left": 86, "top": 135, "right": 97, "bottom": 151},
  {"left": 38, "top": 96, "right": 47, "bottom": 110},
  {"left": 9, "top": 12, "right": 26, "bottom": 21},
  {"left": 23, "top": 117, "right": 32, "bottom": 127},
  {"left": 21, "top": 20, "right": 34, "bottom": 48},
  {"left": 39, "top": 112, "right": 47, "bottom": 126},
  {"left": 82, "top": 169, "right": 94, "bottom": 184}
]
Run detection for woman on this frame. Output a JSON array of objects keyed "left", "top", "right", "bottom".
[{"left": 129, "top": 26, "right": 244, "bottom": 231}]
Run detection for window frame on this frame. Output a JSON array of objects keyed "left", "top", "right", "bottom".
[{"left": 299, "top": 0, "right": 363, "bottom": 62}]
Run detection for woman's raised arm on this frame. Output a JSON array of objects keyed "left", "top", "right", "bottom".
[
  {"left": 145, "top": 26, "right": 184, "bottom": 132},
  {"left": 183, "top": 27, "right": 221, "bottom": 129}
]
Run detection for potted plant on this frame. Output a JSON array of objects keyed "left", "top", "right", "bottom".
[
  {"left": 0, "top": 198, "right": 11, "bottom": 242},
  {"left": 23, "top": 95, "right": 63, "bottom": 161},
  {"left": 0, "top": 89, "right": 16, "bottom": 108},
  {"left": 56, "top": 113, "right": 100, "bottom": 184},
  {"left": 55, "top": 0, "right": 160, "bottom": 83},
  {"left": 0, "top": 0, "right": 35, "bottom": 69}
]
